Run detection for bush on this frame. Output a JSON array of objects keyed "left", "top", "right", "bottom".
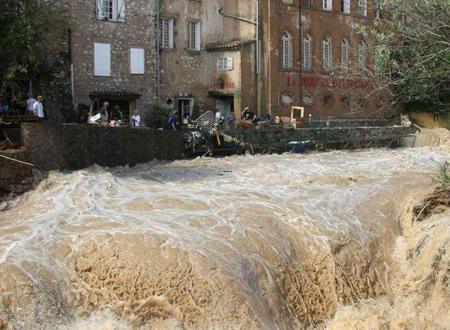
[
  {"left": 433, "top": 161, "right": 450, "bottom": 190},
  {"left": 144, "top": 102, "right": 173, "bottom": 129}
]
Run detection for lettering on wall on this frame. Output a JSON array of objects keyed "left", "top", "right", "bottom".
[{"left": 301, "top": 76, "right": 373, "bottom": 89}]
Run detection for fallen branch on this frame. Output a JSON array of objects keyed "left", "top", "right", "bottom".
[{"left": 0, "top": 154, "right": 34, "bottom": 167}]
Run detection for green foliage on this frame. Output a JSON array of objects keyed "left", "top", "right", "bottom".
[
  {"left": 433, "top": 161, "right": 450, "bottom": 190},
  {"left": 0, "top": 0, "right": 67, "bottom": 84},
  {"left": 374, "top": 0, "right": 450, "bottom": 114},
  {"left": 144, "top": 102, "right": 174, "bottom": 129}
]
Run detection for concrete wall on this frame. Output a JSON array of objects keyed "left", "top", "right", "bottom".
[{"left": 21, "top": 123, "right": 184, "bottom": 171}]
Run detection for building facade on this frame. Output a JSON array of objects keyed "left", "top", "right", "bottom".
[
  {"left": 67, "top": 0, "right": 158, "bottom": 121},
  {"left": 63, "top": 0, "right": 391, "bottom": 123}
]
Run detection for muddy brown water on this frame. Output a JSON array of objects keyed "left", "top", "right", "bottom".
[{"left": 0, "top": 137, "right": 449, "bottom": 329}]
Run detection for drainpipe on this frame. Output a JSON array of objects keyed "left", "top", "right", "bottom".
[
  {"left": 298, "top": 0, "right": 302, "bottom": 114},
  {"left": 155, "top": 0, "right": 161, "bottom": 102},
  {"left": 255, "top": 0, "right": 261, "bottom": 117},
  {"left": 267, "top": 0, "right": 272, "bottom": 115}
]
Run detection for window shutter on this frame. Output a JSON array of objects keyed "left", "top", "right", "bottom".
[
  {"left": 227, "top": 57, "right": 233, "bottom": 70},
  {"left": 304, "top": 38, "right": 311, "bottom": 70},
  {"left": 168, "top": 19, "right": 174, "bottom": 48},
  {"left": 130, "top": 48, "right": 145, "bottom": 74},
  {"left": 96, "top": 0, "right": 105, "bottom": 19},
  {"left": 195, "top": 22, "right": 201, "bottom": 50},
  {"left": 117, "top": 0, "right": 126, "bottom": 21},
  {"left": 94, "top": 43, "right": 111, "bottom": 76}
]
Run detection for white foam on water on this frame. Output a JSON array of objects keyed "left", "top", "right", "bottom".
[{"left": 0, "top": 144, "right": 448, "bottom": 329}]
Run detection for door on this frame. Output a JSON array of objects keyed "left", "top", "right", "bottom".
[{"left": 216, "top": 98, "right": 232, "bottom": 118}]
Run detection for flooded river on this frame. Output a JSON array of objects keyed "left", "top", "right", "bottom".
[{"left": 0, "top": 138, "right": 449, "bottom": 329}]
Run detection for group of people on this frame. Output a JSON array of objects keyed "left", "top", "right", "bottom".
[
  {"left": 89, "top": 101, "right": 141, "bottom": 127},
  {"left": 0, "top": 93, "right": 45, "bottom": 119}
]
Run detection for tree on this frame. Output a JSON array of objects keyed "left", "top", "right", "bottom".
[
  {"left": 373, "top": 0, "right": 450, "bottom": 114},
  {"left": 0, "top": 0, "right": 67, "bottom": 86}
]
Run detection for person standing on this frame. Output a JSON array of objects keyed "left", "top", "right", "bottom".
[
  {"left": 99, "top": 101, "right": 109, "bottom": 122},
  {"left": 26, "top": 93, "right": 37, "bottom": 114},
  {"left": 165, "top": 112, "right": 177, "bottom": 130},
  {"left": 131, "top": 110, "right": 141, "bottom": 127},
  {"left": 33, "top": 96, "right": 45, "bottom": 119}
]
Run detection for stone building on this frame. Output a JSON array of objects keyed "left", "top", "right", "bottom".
[
  {"left": 258, "top": 0, "right": 392, "bottom": 118},
  {"left": 67, "top": 0, "right": 158, "bottom": 121},
  {"left": 159, "top": 0, "right": 257, "bottom": 121},
  {"left": 59, "top": 0, "right": 391, "bottom": 123},
  {"left": 158, "top": 0, "right": 391, "bottom": 120}
]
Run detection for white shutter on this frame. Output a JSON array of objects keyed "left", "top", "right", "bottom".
[
  {"left": 130, "top": 48, "right": 145, "bottom": 74},
  {"left": 117, "top": 0, "right": 126, "bottom": 21},
  {"left": 227, "top": 57, "right": 233, "bottom": 70},
  {"left": 303, "top": 38, "right": 311, "bottom": 70},
  {"left": 94, "top": 43, "right": 111, "bottom": 76},
  {"left": 343, "top": 0, "right": 350, "bottom": 14},
  {"left": 195, "top": 22, "right": 201, "bottom": 50},
  {"left": 96, "top": 0, "right": 105, "bottom": 19},
  {"left": 323, "top": 0, "right": 332, "bottom": 11},
  {"left": 168, "top": 19, "right": 174, "bottom": 48}
]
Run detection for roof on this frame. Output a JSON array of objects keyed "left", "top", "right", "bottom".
[{"left": 205, "top": 39, "right": 254, "bottom": 52}]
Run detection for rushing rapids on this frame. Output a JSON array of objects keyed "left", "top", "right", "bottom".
[{"left": 0, "top": 137, "right": 449, "bottom": 329}]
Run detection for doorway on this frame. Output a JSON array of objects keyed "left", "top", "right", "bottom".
[{"left": 216, "top": 97, "right": 234, "bottom": 118}]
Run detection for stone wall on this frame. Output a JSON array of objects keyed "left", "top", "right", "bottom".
[
  {"left": 68, "top": 0, "right": 158, "bottom": 115},
  {"left": 21, "top": 123, "right": 184, "bottom": 171},
  {"left": 230, "top": 125, "right": 417, "bottom": 153},
  {"left": 0, "top": 149, "right": 33, "bottom": 195}
]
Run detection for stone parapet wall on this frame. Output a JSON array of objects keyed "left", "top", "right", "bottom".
[
  {"left": 230, "top": 126, "right": 417, "bottom": 152},
  {"left": 21, "top": 123, "right": 184, "bottom": 171},
  {"left": 309, "top": 118, "right": 400, "bottom": 128}
]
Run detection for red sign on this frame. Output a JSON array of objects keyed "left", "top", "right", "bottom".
[{"left": 301, "top": 75, "right": 374, "bottom": 90}]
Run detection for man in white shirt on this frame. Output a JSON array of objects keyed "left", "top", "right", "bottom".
[
  {"left": 26, "top": 93, "right": 36, "bottom": 114},
  {"left": 33, "top": 95, "right": 45, "bottom": 119},
  {"left": 131, "top": 110, "right": 141, "bottom": 127}
]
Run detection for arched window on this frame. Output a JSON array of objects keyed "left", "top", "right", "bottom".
[
  {"left": 282, "top": 32, "right": 293, "bottom": 69},
  {"left": 322, "top": 37, "right": 332, "bottom": 72},
  {"left": 341, "top": 39, "right": 349, "bottom": 71},
  {"left": 359, "top": 41, "right": 366, "bottom": 75},
  {"left": 303, "top": 35, "right": 312, "bottom": 70}
]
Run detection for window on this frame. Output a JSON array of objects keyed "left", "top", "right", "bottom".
[
  {"left": 322, "top": 37, "right": 332, "bottom": 71},
  {"left": 188, "top": 21, "right": 201, "bottom": 51},
  {"left": 217, "top": 57, "right": 233, "bottom": 71},
  {"left": 375, "top": 1, "right": 383, "bottom": 19},
  {"left": 303, "top": 35, "right": 312, "bottom": 70},
  {"left": 323, "top": 0, "right": 332, "bottom": 11},
  {"left": 359, "top": 0, "right": 367, "bottom": 16},
  {"left": 342, "top": 0, "right": 350, "bottom": 14},
  {"left": 341, "top": 39, "right": 349, "bottom": 71},
  {"left": 160, "top": 18, "right": 174, "bottom": 49},
  {"left": 130, "top": 48, "right": 145, "bottom": 74},
  {"left": 359, "top": 42, "right": 366, "bottom": 74},
  {"left": 96, "top": 0, "right": 126, "bottom": 22},
  {"left": 303, "top": 0, "right": 313, "bottom": 8},
  {"left": 179, "top": 98, "right": 194, "bottom": 118},
  {"left": 282, "top": 32, "right": 293, "bottom": 69},
  {"left": 94, "top": 43, "right": 111, "bottom": 76}
]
